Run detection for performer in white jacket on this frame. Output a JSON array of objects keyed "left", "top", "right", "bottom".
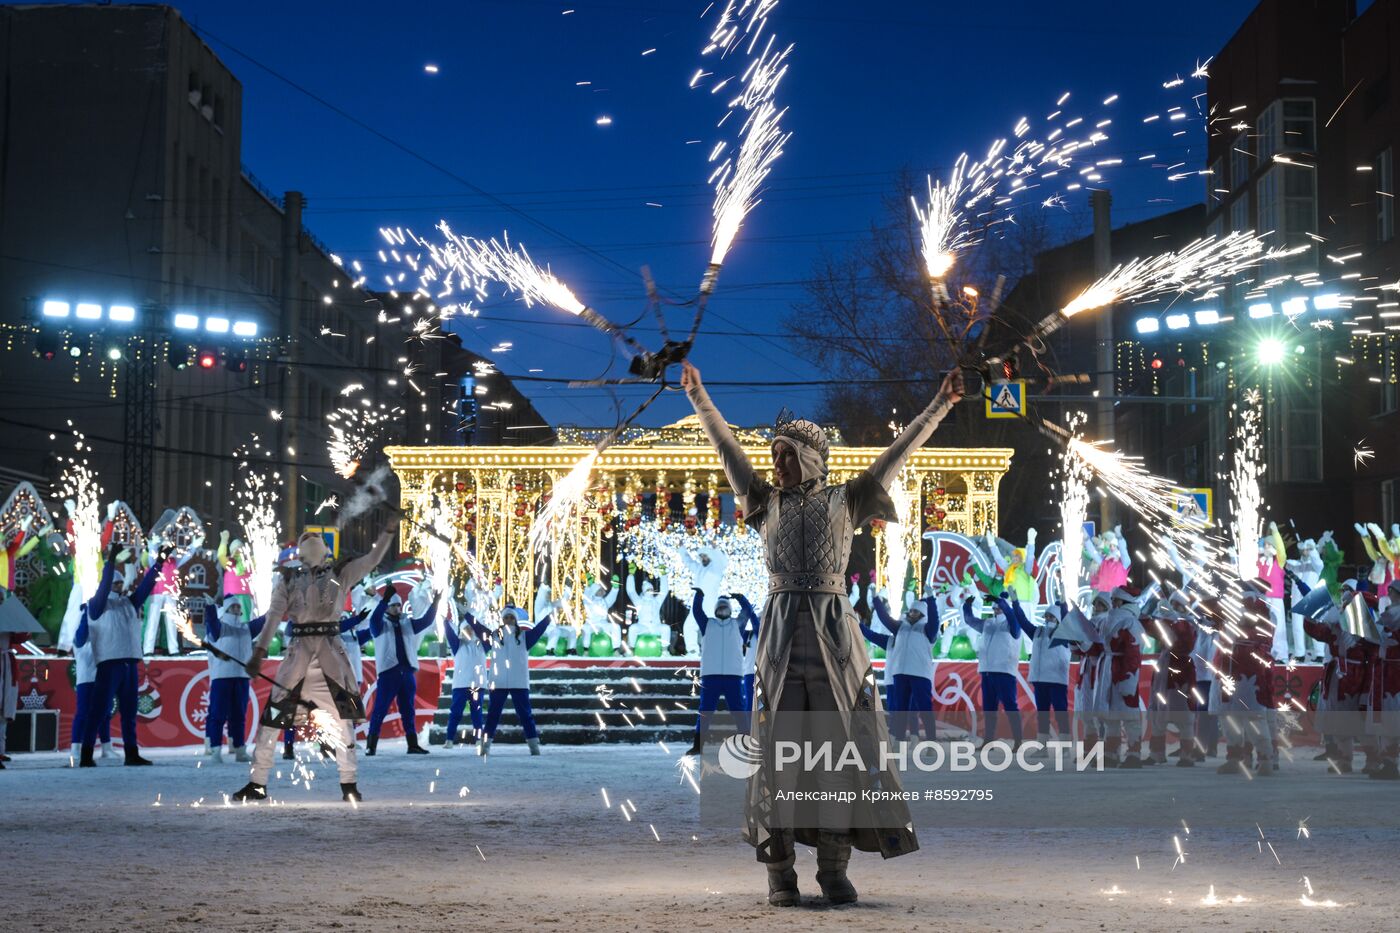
[
  {"left": 625, "top": 572, "right": 671, "bottom": 649},
  {"left": 476, "top": 587, "right": 556, "bottom": 757},
  {"left": 680, "top": 546, "right": 728, "bottom": 657}
]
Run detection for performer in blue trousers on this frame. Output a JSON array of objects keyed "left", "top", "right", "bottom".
[
  {"left": 75, "top": 542, "right": 166, "bottom": 767},
  {"left": 687, "top": 590, "right": 751, "bottom": 755},
  {"left": 365, "top": 591, "right": 437, "bottom": 756},
  {"left": 202, "top": 596, "right": 267, "bottom": 762}
]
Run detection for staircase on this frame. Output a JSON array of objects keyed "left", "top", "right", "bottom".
[{"left": 428, "top": 661, "right": 746, "bottom": 746}]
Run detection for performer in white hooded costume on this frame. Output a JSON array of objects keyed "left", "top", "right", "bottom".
[
  {"left": 232, "top": 527, "right": 391, "bottom": 803},
  {"left": 580, "top": 578, "right": 623, "bottom": 653},
  {"left": 680, "top": 545, "right": 728, "bottom": 657},
  {"left": 625, "top": 572, "right": 671, "bottom": 649},
  {"left": 1287, "top": 533, "right": 1326, "bottom": 662},
  {"left": 682, "top": 360, "right": 961, "bottom": 908}
]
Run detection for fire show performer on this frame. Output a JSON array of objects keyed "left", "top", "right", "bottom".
[
  {"left": 202, "top": 596, "right": 266, "bottom": 763},
  {"left": 682, "top": 359, "right": 962, "bottom": 907},
  {"left": 870, "top": 591, "right": 938, "bottom": 741},
  {"left": 478, "top": 588, "right": 555, "bottom": 757},
  {"left": 232, "top": 527, "right": 392, "bottom": 804},
  {"left": 75, "top": 542, "right": 167, "bottom": 767},
  {"left": 365, "top": 589, "right": 438, "bottom": 756},
  {"left": 686, "top": 590, "right": 749, "bottom": 756}
]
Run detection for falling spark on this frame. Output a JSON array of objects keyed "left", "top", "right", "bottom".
[
  {"left": 1230, "top": 400, "right": 1263, "bottom": 580},
  {"left": 1354, "top": 442, "right": 1375, "bottom": 469},
  {"left": 1061, "top": 232, "right": 1306, "bottom": 319},
  {"left": 601, "top": 787, "right": 612, "bottom": 808},
  {"left": 313, "top": 495, "right": 339, "bottom": 516},
  {"left": 528, "top": 449, "right": 600, "bottom": 556},
  {"left": 708, "top": 35, "right": 792, "bottom": 265},
  {"left": 1059, "top": 415, "right": 1091, "bottom": 602}
]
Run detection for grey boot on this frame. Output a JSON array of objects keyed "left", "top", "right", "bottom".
[
  {"left": 766, "top": 831, "right": 799, "bottom": 907},
  {"left": 527, "top": 737, "right": 542, "bottom": 756},
  {"left": 815, "top": 831, "right": 857, "bottom": 905}
]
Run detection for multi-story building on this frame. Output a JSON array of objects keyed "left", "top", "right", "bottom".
[
  {"left": 0, "top": 4, "right": 549, "bottom": 548},
  {"left": 1000, "top": 0, "right": 1396, "bottom": 547}
]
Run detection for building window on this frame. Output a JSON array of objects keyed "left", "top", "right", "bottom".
[
  {"left": 1230, "top": 191, "right": 1251, "bottom": 233},
  {"left": 1383, "top": 340, "right": 1398, "bottom": 415},
  {"left": 1257, "top": 104, "right": 1278, "bottom": 162},
  {"left": 1267, "top": 352, "right": 1322, "bottom": 483},
  {"left": 1379, "top": 148, "right": 1395, "bottom": 244},
  {"left": 1230, "top": 133, "right": 1250, "bottom": 190},
  {"left": 1282, "top": 99, "right": 1315, "bottom": 152}
]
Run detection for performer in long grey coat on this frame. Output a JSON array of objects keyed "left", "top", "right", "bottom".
[
  {"left": 231, "top": 527, "right": 392, "bottom": 803},
  {"left": 681, "top": 360, "right": 963, "bottom": 907}
]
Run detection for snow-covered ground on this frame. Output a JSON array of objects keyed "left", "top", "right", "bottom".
[{"left": 5, "top": 740, "right": 1397, "bottom": 931}]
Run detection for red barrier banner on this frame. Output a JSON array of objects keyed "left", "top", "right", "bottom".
[{"left": 13, "top": 656, "right": 445, "bottom": 748}]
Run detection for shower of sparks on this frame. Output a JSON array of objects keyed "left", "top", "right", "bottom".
[
  {"left": 1060, "top": 232, "right": 1307, "bottom": 318},
  {"left": 528, "top": 449, "right": 601, "bottom": 557},
  {"left": 58, "top": 449, "right": 105, "bottom": 602},
  {"left": 883, "top": 469, "right": 913, "bottom": 603},
  {"left": 327, "top": 389, "right": 402, "bottom": 479},
  {"left": 706, "top": 34, "right": 792, "bottom": 266},
  {"left": 912, "top": 96, "right": 1120, "bottom": 282},
  {"left": 1059, "top": 415, "right": 1092, "bottom": 604},
  {"left": 233, "top": 446, "right": 283, "bottom": 617},
  {"left": 306, "top": 709, "right": 348, "bottom": 751},
  {"left": 1230, "top": 400, "right": 1264, "bottom": 581},
  {"left": 414, "top": 489, "right": 456, "bottom": 638},
  {"left": 313, "top": 495, "right": 339, "bottom": 516},
  {"left": 1354, "top": 442, "right": 1375, "bottom": 469}
]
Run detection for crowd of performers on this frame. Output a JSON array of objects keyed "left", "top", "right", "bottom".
[{"left": 2, "top": 491, "right": 1400, "bottom": 790}]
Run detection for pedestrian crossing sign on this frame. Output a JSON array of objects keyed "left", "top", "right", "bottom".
[
  {"left": 305, "top": 525, "right": 340, "bottom": 558},
  {"left": 985, "top": 380, "right": 1026, "bottom": 419},
  {"left": 1171, "top": 488, "right": 1212, "bottom": 527}
]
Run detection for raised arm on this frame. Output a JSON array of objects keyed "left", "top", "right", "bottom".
[
  {"left": 962, "top": 596, "right": 985, "bottom": 633},
  {"left": 859, "top": 622, "right": 890, "bottom": 650},
  {"left": 88, "top": 553, "right": 116, "bottom": 618},
  {"left": 444, "top": 622, "right": 462, "bottom": 654},
  {"left": 1114, "top": 527, "right": 1132, "bottom": 571},
  {"left": 734, "top": 594, "right": 758, "bottom": 631},
  {"left": 1023, "top": 528, "right": 1038, "bottom": 574},
  {"left": 691, "top": 590, "right": 709, "bottom": 635},
  {"left": 204, "top": 603, "right": 222, "bottom": 642},
  {"left": 411, "top": 597, "right": 439, "bottom": 635},
  {"left": 248, "top": 615, "right": 267, "bottom": 640},
  {"left": 337, "top": 529, "right": 395, "bottom": 590},
  {"left": 682, "top": 364, "right": 762, "bottom": 503},
  {"left": 625, "top": 574, "right": 642, "bottom": 605},
  {"left": 871, "top": 595, "right": 899, "bottom": 634},
  {"left": 1269, "top": 522, "right": 1288, "bottom": 568},
  {"left": 984, "top": 534, "right": 1010, "bottom": 573},
  {"left": 865, "top": 370, "right": 962, "bottom": 488},
  {"left": 74, "top": 606, "right": 90, "bottom": 649},
  {"left": 129, "top": 553, "right": 166, "bottom": 612},
  {"left": 524, "top": 610, "right": 552, "bottom": 648},
  {"left": 368, "top": 593, "right": 390, "bottom": 637}
]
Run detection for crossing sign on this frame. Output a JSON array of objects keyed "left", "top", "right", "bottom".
[
  {"left": 985, "top": 380, "right": 1027, "bottom": 419},
  {"left": 1171, "top": 488, "right": 1212, "bottom": 526}
]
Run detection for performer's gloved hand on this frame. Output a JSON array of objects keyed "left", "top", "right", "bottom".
[
  {"left": 246, "top": 645, "right": 267, "bottom": 679},
  {"left": 106, "top": 541, "right": 121, "bottom": 563}
]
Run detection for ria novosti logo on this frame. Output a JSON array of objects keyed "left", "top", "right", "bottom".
[{"left": 718, "top": 733, "right": 764, "bottom": 778}]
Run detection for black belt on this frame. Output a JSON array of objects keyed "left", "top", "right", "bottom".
[{"left": 289, "top": 622, "right": 340, "bottom": 637}]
